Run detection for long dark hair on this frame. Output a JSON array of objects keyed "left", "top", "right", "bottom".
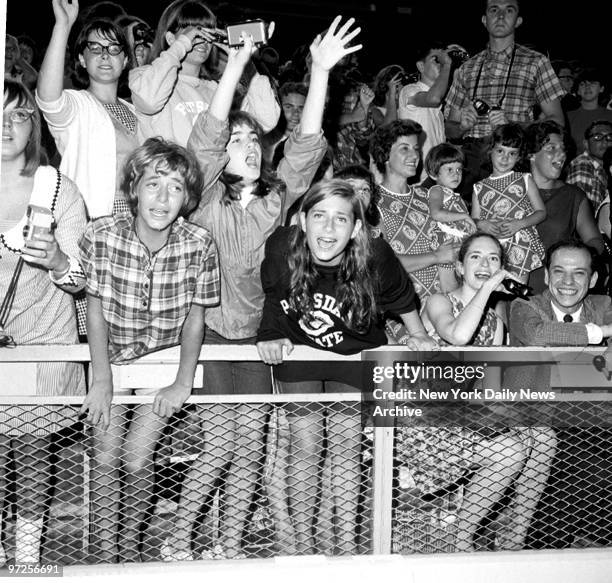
[
  {"left": 220, "top": 111, "right": 285, "bottom": 203},
  {"left": 288, "top": 179, "right": 378, "bottom": 334}
]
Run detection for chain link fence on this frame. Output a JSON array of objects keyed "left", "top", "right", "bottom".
[{"left": 1, "top": 347, "right": 611, "bottom": 567}]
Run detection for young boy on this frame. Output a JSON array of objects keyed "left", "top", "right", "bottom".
[
  {"left": 79, "top": 137, "right": 220, "bottom": 562},
  {"left": 398, "top": 43, "right": 453, "bottom": 181}
]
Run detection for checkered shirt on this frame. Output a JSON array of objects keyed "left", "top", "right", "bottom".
[
  {"left": 79, "top": 213, "right": 220, "bottom": 364},
  {"left": 444, "top": 44, "right": 565, "bottom": 139},
  {"left": 566, "top": 152, "right": 609, "bottom": 210}
]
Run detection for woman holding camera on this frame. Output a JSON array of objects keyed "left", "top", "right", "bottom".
[
  {"left": 129, "top": 0, "right": 279, "bottom": 147},
  {"left": 0, "top": 80, "right": 87, "bottom": 565}
]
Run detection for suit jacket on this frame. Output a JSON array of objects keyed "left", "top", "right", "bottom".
[{"left": 509, "top": 290, "right": 612, "bottom": 347}]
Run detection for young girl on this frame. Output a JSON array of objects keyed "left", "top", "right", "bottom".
[
  {"left": 37, "top": 0, "right": 138, "bottom": 218},
  {"left": 425, "top": 143, "right": 477, "bottom": 292},
  {"left": 472, "top": 123, "right": 547, "bottom": 283},
  {"left": 79, "top": 138, "right": 220, "bottom": 563},
  {"left": 129, "top": 0, "right": 279, "bottom": 147},
  {"left": 0, "top": 80, "right": 87, "bottom": 566},
  {"left": 160, "top": 17, "right": 353, "bottom": 561},
  {"left": 257, "top": 179, "right": 437, "bottom": 554}
]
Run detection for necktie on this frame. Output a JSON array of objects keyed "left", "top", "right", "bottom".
[{"left": 563, "top": 314, "right": 573, "bottom": 323}]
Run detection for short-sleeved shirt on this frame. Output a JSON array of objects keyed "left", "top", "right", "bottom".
[
  {"left": 444, "top": 44, "right": 564, "bottom": 139},
  {"left": 566, "top": 152, "right": 609, "bottom": 211},
  {"left": 398, "top": 81, "right": 445, "bottom": 179},
  {"left": 79, "top": 212, "right": 220, "bottom": 364}
]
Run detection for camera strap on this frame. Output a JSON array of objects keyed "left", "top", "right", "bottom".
[
  {"left": 0, "top": 256, "right": 24, "bottom": 329},
  {"left": 472, "top": 44, "right": 516, "bottom": 109}
]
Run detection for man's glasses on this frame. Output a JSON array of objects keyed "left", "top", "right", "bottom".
[
  {"left": 85, "top": 41, "right": 124, "bottom": 56},
  {"left": 588, "top": 133, "right": 612, "bottom": 143},
  {"left": 2, "top": 108, "right": 34, "bottom": 124}
]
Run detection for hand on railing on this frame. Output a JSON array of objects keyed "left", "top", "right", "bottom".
[
  {"left": 79, "top": 380, "right": 113, "bottom": 430},
  {"left": 153, "top": 382, "right": 191, "bottom": 418},
  {"left": 257, "top": 338, "right": 294, "bottom": 365}
]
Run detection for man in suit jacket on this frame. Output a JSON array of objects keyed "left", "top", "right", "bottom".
[
  {"left": 510, "top": 240, "right": 612, "bottom": 346},
  {"left": 508, "top": 239, "right": 612, "bottom": 549}
]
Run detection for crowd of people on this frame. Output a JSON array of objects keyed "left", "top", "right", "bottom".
[{"left": 2, "top": 0, "right": 612, "bottom": 565}]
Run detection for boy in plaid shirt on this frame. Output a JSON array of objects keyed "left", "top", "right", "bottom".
[{"left": 79, "top": 137, "right": 220, "bottom": 562}]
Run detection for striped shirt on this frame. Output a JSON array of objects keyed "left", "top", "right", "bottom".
[
  {"left": 445, "top": 44, "right": 564, "bottom": 139},
  {"left": 79, "top": 212, "right": 220, "bottom": 364}
]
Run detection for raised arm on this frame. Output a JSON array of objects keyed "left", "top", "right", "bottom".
[
  {"left": 129, "top": 27, "right": 207, "bottom": 115},
  {"left": 405, "top": 49, "right": 452, "bottom": 109},
  {"left": 37, "top": 0, "right": 79, "bottom": 103},
  {"left": 300, "top": 16, "right": 362, "bottom": 135}
]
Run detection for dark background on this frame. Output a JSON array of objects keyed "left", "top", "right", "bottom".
[{"left": 6, "top": 1, "right": 607, "bottom": 77}]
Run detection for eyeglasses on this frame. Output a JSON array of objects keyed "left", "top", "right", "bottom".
[
  {"left": 85, "top": 41, "right": 124, "bottom": 56},
  {"left": 588, "top": 133, "right": 612, "bottom": 143},
  {"left": 558, "top": 75, "right": 574, "bottom": 80},
  {"left": 2, "top": 108, "right": 34, "bottom": 124}
]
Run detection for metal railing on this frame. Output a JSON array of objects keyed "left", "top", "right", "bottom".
[{"left": 1, "top": 345, "right": 612, "bottom": 571}]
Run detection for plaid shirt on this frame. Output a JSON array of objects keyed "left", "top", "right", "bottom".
[
  {"left": 566, "top": 152, "right": 608, "bottom": 210},
  {"left": 79, "top": 213, "right": 220, "bottom": 364},
  {"left": 445, "top": 44, "right": 564, "bottom": 139}
]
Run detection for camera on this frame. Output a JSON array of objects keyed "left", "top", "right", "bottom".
[
  {"left": 472, "top": 99, "right": 501, "bottom": 117},
  {"left": 132, "top": 23, "right": 154, "bottom": 47},
  {"left": 502, "top": 278, "right": 532, "bottom": 298},
  {"left": 22, "top": 205, "right": 53, "bottom": 241},
  {"left": 447, "top": 44, "right": 469, "bottom": 69},
  {"left": 226, "top": 19, "right": 268, "bottom": 48}
]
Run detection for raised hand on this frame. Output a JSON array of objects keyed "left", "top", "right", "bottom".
[
  {"left": 52, "top": 0, "right": 79, "bottom": 30},
  {"left": 387, "top": 72, "right": 403, "bottom": 97},
  {"left": 359, "top": 84, "right": 375, "bottom": 109},
  {"left": 310, "top": 16, "right": 362, "bottom": 72},
  {"left": 226, "top": 32, "right": 257, "bottom": 68}
]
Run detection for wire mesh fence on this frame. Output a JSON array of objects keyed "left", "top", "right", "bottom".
[
  {"left": 1, "top": 346, "right": 612, "bottom": 568},
  {"left": 0, "top": 397, "right": 371, "bottom": 566}
]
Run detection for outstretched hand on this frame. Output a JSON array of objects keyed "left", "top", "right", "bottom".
[
  {"left": 310, "top": 16, "right": 362, "bottom": 72},
  {"left": 226, "top": 33, "right": 257, "bottom": 68},
  {"left": 52, "top": 0, "right": 79, "bottom": 29}
]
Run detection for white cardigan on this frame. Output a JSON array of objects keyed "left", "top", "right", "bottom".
[{"left": 36, "top": 89, "right": 133, "bottom": 219}]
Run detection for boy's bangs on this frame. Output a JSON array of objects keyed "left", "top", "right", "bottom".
[{"left": 152, "top": 155, "right": 187, "bottom": 179}]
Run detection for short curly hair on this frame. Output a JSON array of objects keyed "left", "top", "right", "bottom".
[
  {"left": 369, "top": 120, "right": 423, "bottom": 174},
  {"left": 524, "top": 120, "right": 570, "bottom": 156},
  {"left": 120, "top": 137, "right": 203, "bottom": 217}
]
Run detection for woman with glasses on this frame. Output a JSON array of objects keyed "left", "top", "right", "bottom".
[
  {"left": 0, "top": 80, "right": 87, "bottom": 566},
  {"left": 36, "top": 0, "right": 138, "bottom": 220}
]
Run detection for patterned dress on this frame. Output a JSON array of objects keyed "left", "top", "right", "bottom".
[
  {"left": 397, "top": 293, "right": 499, "bottom": 496},
  {"left": 376, "top": 184, "right": 440, "bottom": 342},
  {"left": 429, "top": 185, "right": 477, "bottom": 269},
  {"left": 474, "top": 171, "right": 545, "bottom": 281}
]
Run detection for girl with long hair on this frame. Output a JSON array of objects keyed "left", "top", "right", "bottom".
[
  {"left": 257, "top": 179, "right": 437, "bottom": 554},
  {"left": 160, "top": 17, "right": 356, "bottom": 561}
]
